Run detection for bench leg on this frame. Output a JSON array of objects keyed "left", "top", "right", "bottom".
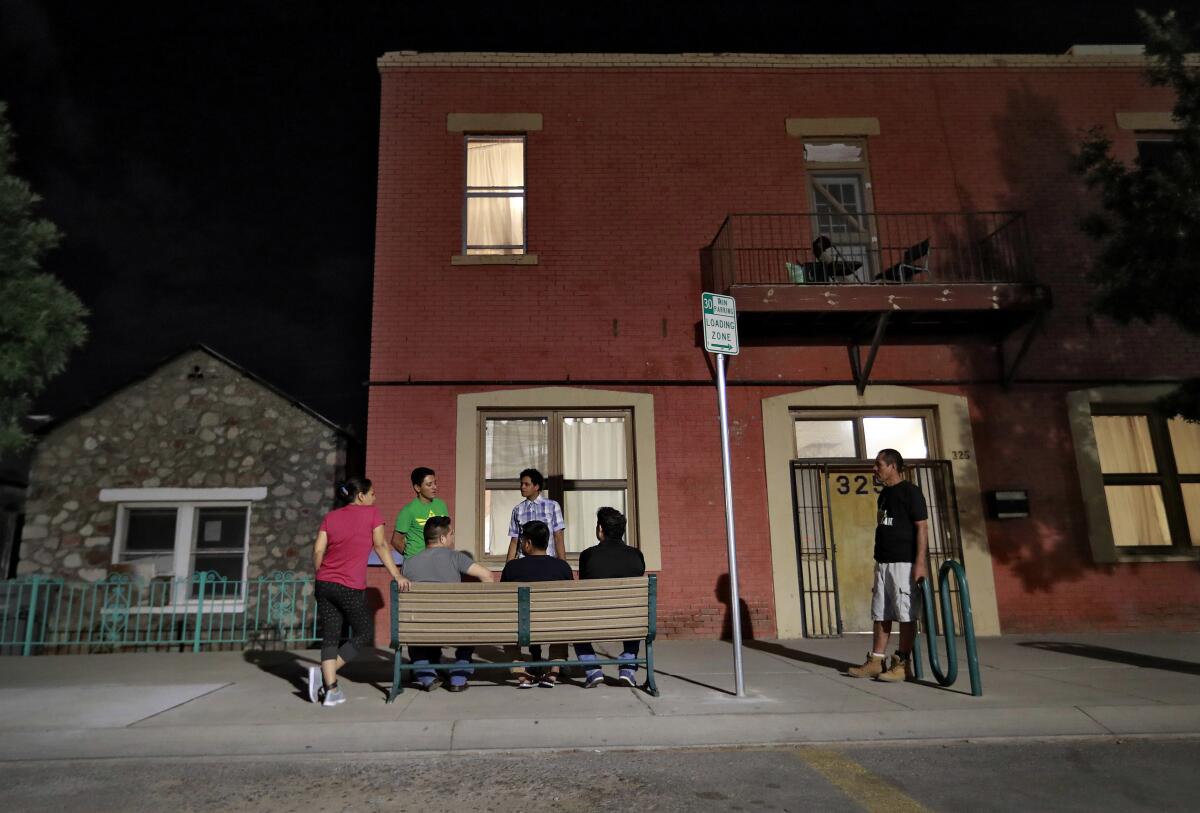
[
  {"left": 644, "top": 640, "right": 660, "bottom": 697},
  {"left": 387, "top": 650, "right": 404, "bottom": 702}
]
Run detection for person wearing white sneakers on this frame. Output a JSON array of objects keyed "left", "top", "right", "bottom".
[
  {"left": 573, "top": 507, "right": 646, "bottom": 688},
  {"left": 308, "top": 477, "right": 410, "bottom": 706},
  {"left": 847, "top": 449, "right": 929, "bottom": 683}
]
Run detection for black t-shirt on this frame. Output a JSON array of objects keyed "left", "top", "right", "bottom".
[
  {"left": 874, "top": 480, "right": 928, "bottom": 563},
  {"left": 500, "top": 554, "right": 574, "bottom": 582},
  {"left": 578, "top": 539, "right": 646, "bottom": 580}
]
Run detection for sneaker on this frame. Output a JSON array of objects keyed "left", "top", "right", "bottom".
[
  {"left": 447, "top": 679, "right": 469, "bottom": 693},
  {"left": 417, "top": 676, "right": 443, "bottom": 692},
  {"left": 618, "top": 668, "right": 637, "bottom": 687},
  {"left": 516, "top": 673, "right": 537, "bottom": 689},
  {"left": 847, "top": 653, "right": 886, "bottom": 679},
  {"left": 322, "top": 686, "right": 346, "bottom": 706},
  {"left": 876, "top": 653, "right": 915, "bottom": 683},
  {"left": 538, "top": 671, "right": 558, "bottom": 688},
  {"left": 583, "top": 669, "right": 604, "bottom": 688},
  {"left": 307, "top": 665, "right": 322, "bottom": 704}
]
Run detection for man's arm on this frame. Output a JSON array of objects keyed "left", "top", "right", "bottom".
[
  {"left": 553, "top": 530, "right": 566, "bottom": 561},
  {"left": 389, "top": 530, "right": 406, "bottom": 556},
  {"left": 374, "top": 525, "right": 410, "bottom": 591},
  {"left": 466, "top": 562, "right": 494, "bottom": 582},
  {"left": 912, "top": 519, "right": 929, "bottom": 584},
  {"left": 506, "top": 537, "right": 520, "bottom": 561}
]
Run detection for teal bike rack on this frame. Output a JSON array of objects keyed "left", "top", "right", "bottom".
[{"left": 912, "top": 560, "right": 983, "bottom": 697}]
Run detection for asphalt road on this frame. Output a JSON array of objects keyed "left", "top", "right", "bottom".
[{"left": 6, "top": 737, "right": 1198, "bottom": 812}]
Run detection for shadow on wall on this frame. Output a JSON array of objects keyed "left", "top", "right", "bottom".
[
  {"left": 1019, "top": 641, "right": 1200, "bottom": 676},
  {"left": 714, "top": 572, "right": 754, "bottom": 642}
]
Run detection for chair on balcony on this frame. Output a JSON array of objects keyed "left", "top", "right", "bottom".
[
  {"left": 787, "top": 235, "right": 863, "bottom": 283},
  {"left": 876, "top": 238, "right": 930, "bottom": 283}
]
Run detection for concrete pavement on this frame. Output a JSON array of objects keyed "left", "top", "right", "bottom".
[{"left": 2, "top": 633, "right": 1199, "bottom": 760}]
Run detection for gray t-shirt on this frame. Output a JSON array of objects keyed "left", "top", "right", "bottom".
[{"left": 403, "top": 546, "right": 474, "bottom": 584}]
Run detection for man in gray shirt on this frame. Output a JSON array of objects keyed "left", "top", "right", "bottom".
[{"left": 403, "top": 516, "right": 493, "bottom": 691}]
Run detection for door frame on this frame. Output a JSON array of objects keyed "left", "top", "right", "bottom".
[{"left": 764, "top": 385, "right": 1002, "bottom": 639}]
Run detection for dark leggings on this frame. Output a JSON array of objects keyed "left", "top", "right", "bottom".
[{"left": 315, "top": 580, "right": 373, "bottom": 662}]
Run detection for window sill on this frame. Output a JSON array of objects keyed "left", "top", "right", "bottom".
[
  {"left": 451, "top": 254, "right": 538, "bottom": 266},
  {"left": 1115, "top": 551, "right": 1199, "bottom": 563}
]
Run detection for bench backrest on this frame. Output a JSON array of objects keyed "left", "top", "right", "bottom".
[{"left": 391, "top": 576, "right": 654, "bottom": 646}]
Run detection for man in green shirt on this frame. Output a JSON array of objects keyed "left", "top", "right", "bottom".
[{"left": 391, "top": 467, "right": 449, "bottom": 557}]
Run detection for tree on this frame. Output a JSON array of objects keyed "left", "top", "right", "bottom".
[
  {"left": 0, "top": 101, "right": 88, "bottom": 453},
  {"left": 1075, "top": 10, "right": 1200, "bottom": 420}
]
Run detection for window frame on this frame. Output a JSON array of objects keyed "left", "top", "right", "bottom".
[
  {"left": 803, "top": 137, "right": 877, "bottom": 279},
  {"left": 1090, "top": 404, "right": 1197, "bottom": 554},
  {"left": 790, "top": 407, "right": 938, "bottom": 460},
  {"left": 104, "top": 488, "right": 263, "bottom": 609},
  {"left": 462, "top": 134, "right": 527, "bottom": 255},
  {"left": 479, "top": 408, "right": 636, "bottom": 565}
]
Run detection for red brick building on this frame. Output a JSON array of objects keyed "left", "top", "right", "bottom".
[{"left": 367, "top": 50, "right": 1199, "bottom": 639}]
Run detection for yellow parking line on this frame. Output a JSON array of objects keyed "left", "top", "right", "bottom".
[{"left": 794, "top": 747, "right": 931, "bottom": 813}]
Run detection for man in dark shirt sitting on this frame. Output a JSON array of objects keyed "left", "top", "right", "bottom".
[
  {"left": 500, "top": 520, "right": 574, "bottom": 688},
  {"left": 574, "top": 507, "right": 646, "bottom": 688}
]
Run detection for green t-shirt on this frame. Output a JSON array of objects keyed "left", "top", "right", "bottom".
[{"left": 394, "top": 497, "right": 449, "bottom": 556}]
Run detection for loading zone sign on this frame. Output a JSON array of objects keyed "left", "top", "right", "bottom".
[{"left": 702, "top": 292, "right": 739, "bottom": 355}]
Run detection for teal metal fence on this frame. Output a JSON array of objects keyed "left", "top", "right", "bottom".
[{"left": 0, "top": 572, "right": 318, "bottom": 655}]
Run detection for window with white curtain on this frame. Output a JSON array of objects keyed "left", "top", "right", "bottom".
[
  {"left": 465, "top": 135, "right": 526, "bottom": 254},
  {"left": 480, "top": 411, "right": 633, "bottom": 561},
  {"left": 1091, "top": 410, "right": 1200, "bottom": 550}
]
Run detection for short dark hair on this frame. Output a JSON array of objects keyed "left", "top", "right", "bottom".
[
  {"left": 877, "top": 448, "right": 905, "bottom": 471},
  {"left": 336, "top": 476, "right": 371, "bottom": 507},
  {"left": 423, "top": 516, "right": 452, "bottom": 544},
  {"left": 411, "top": 467, "right": 435, "bottom": 487},
  {"left": 519, "top": 468, "right": 544, "bottom": 490},
  {"left": 596, "top": 506, "right": 626, "bottom": 543},
  {"left": 520, "top": 520, "right": 550, "bottom": 550}
]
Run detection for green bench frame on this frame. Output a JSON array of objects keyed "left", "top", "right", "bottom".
[{"left": 388, "top": 574, "right": 659, "bottom": 701}]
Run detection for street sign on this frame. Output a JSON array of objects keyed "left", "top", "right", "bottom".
[{"left": 701, "top": 292, "right": 739, "bottom": 355}]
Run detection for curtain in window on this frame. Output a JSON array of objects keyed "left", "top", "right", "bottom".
[
  {"left": 1093, "top": 415, "right": 1158, "bottom": 473},
  {"left": 466, "top": 139, "right": 524, "bottom": 252},
  {"left": 562, "top": 417, "right": 626, "bottom": 478}
]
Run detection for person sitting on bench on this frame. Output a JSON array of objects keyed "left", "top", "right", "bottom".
[
  {"left": 574, "top": 507, "right": 647, "bottom": 688},
  {"left": 402, "top": 516, "right": 493, "bottom": 692},
  {"left": 500, "top": 520, "right": 574, "bottom": 688}
]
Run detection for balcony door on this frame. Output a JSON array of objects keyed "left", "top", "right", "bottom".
[{"left": 804, "top": 139, "right": 876, "bottom": 281}]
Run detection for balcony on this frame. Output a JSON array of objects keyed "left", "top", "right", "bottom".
[
  {"left": 702, "top": 212, "right": 1049, "bottom": 328},
  {"left": 700, "top": 212, "right": 1051, "bottom": 389}
]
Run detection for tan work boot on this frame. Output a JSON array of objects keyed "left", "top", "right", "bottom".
[
  {"left": 876, "top": 652, "right": 914, "bottom": 682},
  {"left": 847, "top": 652, "right": 886, "bottom": 679}
]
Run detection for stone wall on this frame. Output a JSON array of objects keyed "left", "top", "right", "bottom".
[{"left": 18, "top": 349, "right": 348, "bottom": 581}]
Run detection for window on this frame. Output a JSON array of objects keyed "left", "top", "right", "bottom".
[
  {"left": 1091, "top": 408, "right": 1200, "bottom": 551},
  {"left": 464, "top": 135, "right": 526, "bottom": 255},
  {"left": 481, "top": 411, "right": 633, "bottom": 559},
  {"left": 793, "top": 411, "right": 932, "bottom": 460},
  {"left": 103, "top": 487, "right": 264, "bottom": 604},
  {"left": 1135, "top": 133, "right": 1178, "bottom": 173},
  {"left": 804, "top": 138, "right": 875, "bottom": 280}
]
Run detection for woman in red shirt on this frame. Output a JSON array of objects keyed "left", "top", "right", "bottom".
[{"left": 309, "top": 476, "right": 410, "bottom": 706}]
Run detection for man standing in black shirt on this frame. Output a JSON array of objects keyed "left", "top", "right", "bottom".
[
  {"left": 848, "top": 449, "right": 929, "bottom": 682},
  {"left": 575, "top": 507, "right": 646, "bottom": 688}
]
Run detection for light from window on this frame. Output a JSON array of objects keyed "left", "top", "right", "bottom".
[
  {"left": 465, "top": 136, "right": 525, "bottom": 255},
  {"left": 1104, "top": 485, "right": 1172, "bottom": 547},
  {"left": 794, "top": 419, "right": 856, "bottom": 458},
  {"left": 863, "top": 417, "right": 928, "bottom": 460},
  {"left": 1168, "top": 418, "right": 1200, "bottom": 474},
  {"left": 1094, "top": 415, "right": 1157, "bottom": 473},
  {"left": 804, "top": 142, "right": 863, "bottom": 163}
]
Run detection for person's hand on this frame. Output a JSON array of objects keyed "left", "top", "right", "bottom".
[
  {"left": 394, "top": 574, "right": 412, "bottom": 592},
  {"left": 911, "top": 560, "right": 928, "bottom": 586}
]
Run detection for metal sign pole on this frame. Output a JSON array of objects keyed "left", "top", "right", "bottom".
[{"left": 715, "top": 352, "right": 746, "bottom": 697}]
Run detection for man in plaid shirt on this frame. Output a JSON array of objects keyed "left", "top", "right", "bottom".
[{"left": 505, "top": 468, "right": 567, "bottom": 561}]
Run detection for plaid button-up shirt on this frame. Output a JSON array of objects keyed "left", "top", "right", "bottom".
[{"left": 508, "top": 494, "right": 567, "bottom": 557}]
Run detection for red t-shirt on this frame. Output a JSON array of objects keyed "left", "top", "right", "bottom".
[{"left": 316, "top": 504, "right": 384, "bottom": 589}]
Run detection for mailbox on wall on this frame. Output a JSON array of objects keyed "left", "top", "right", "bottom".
[{"left": 986, "top": 490, "right": 1030, "bottom": 519}]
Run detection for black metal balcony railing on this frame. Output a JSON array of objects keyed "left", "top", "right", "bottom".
[{"left": 703, "top": 212, "right": 1034, "bottom": 293}]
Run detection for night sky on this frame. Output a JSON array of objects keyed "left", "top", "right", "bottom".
[{"left": 0, "top": 1, "right": 1178, "bottom": 435}]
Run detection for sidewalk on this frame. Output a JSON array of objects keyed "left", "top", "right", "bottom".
[{"left": 2, "top": 633, "right": 1199, "bottom": 760}]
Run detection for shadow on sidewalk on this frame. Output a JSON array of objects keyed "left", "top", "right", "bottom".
[
  {"left": 1018, "top": 641, "right": 1200, "bottom": 676},
  {"left": 744, "top": 640, "right": 856, "bottom": 673}
]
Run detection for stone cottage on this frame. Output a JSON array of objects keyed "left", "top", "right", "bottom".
[{"left": 17, "top": 345, "right": 351, "bottom": 585}]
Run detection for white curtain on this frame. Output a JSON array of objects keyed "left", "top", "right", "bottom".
[{"left": 467, "top": 139, "right": 524, "bottom": 252}]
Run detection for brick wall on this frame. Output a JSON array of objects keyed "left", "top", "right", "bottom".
[{"left": 369, "top": 57, "right": 1199, "bottom": 636}]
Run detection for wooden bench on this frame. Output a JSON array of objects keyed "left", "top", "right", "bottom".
[{"left": 387, "top": 574, "right": 659, "bottom": 701}]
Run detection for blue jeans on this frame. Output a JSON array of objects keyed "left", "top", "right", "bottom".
[
  {"left": 409, "top": 646, "right": 474, "bottom": 681},
  {"left": 574, "top": 641, "right": 640, "bottom": 672}
]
